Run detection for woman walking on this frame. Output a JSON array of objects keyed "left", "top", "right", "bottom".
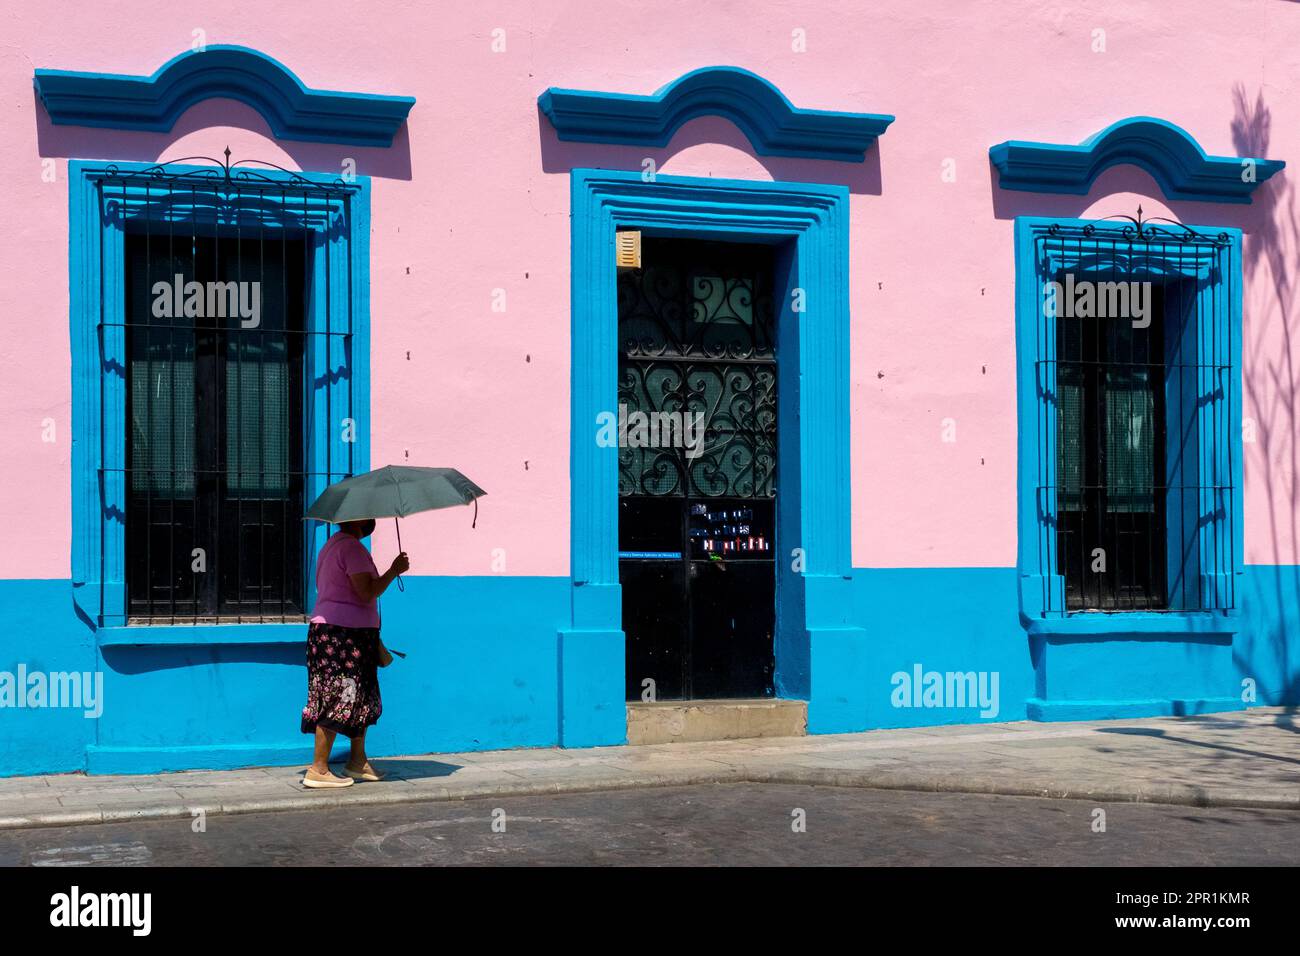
[{"left": 301, "top": 518, "right": 409, "bottom": 788}]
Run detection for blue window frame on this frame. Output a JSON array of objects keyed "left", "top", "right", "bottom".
[
  {"left": 69, "top": 160, "right": 370, "bottom": 638},
  {"left": 1014, "top": 215, "right": 1243, "bottom": 632}
]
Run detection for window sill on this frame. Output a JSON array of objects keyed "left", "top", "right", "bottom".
[
  {"left": 97, "top": 622, "right": 308, "bottom": 647},
  {"left": 1025, "top": 610, "right": 1239, "bottom": 639}
]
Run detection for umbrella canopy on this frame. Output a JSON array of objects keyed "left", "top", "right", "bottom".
[{"left": 305, "top": 465, "right": 486, "bottom": 524}]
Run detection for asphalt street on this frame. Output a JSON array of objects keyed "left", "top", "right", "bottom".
[{"left": 2, "top": 783, "right": 1297, "bottom": 866}]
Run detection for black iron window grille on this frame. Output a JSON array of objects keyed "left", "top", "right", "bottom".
[
  {"left": 95, "top": 153, "right": 359, "bottom": 624},
  {"left": 1034, "top": 210, "right": 1237, "bottom": 612}
]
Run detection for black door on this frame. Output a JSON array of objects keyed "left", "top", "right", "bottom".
[{"left": 617, "top": 238, "right": 777, "bottom": 700}]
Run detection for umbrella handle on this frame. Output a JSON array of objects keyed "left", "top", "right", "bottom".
[{"left": 394, "top": 517, "right": 405, "bottom": 592}]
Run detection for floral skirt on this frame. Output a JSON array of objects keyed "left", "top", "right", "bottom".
[{"left": 301, "top": 622, "right": 382, "bottom": 738}]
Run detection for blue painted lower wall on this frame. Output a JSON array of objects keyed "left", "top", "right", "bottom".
[
  {"left": 845, "top": 565, "right": 1299, "bottom": 728},
  {"left": 0, "top": 576, "right": 569, "bottom": 776},
  {"left": 1234, "top": 564, "right": 1300, "bottom": 706},
  {"left": 0, "top": 580, "right": 97, "bottom": 776},
  {"left": 1, "top": 566, "right": 1297, "bottom": 776},
  {"left": 848, "top": 567, "right": 1034, "bottom": 728}
]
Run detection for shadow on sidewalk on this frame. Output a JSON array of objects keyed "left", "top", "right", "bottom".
[
  {"left": 370, "top": 759, "right": 464, "bottom": 781},
  {"left": 1098, "top": 726, "right": 1300, "bottom": 767}
]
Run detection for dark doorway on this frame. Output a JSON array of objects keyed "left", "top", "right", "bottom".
[{"left": 617, "top": 238, "right": 778, "bottom": 700}]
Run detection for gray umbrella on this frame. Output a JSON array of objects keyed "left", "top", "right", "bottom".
[
  {"left": 305, "top": 465, "right": 486, "bottom": 525},
  {"left": 305, "top": 465, "right": 486, "bottom": 592}
]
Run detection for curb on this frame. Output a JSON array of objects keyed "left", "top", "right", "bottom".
[
  {"left": 1, "top": 765, "right": 1296, "bottom": 831},
  {"left": 748, "top": 768, "right": 1300, "bottom": 811}
]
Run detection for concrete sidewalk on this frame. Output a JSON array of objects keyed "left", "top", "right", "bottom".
[{"left": 1, "top": 707, "right": 1297, "bottom": 830}]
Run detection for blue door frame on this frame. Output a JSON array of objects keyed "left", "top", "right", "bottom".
[{"left": 559, "top": 169, "right": 866, "bottom": 743}]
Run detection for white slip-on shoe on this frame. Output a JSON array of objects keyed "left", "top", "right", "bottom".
[{"left": 303, "top": 768, "right": 355, "bottom": 789}]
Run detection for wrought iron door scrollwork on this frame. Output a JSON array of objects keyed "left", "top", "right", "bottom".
[{"left": 617, "top": 239, "right": 777, "bottom": 500}]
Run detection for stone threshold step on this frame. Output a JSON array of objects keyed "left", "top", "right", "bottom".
[{"left": 626, "top": 698, "right": 807, "bottom": 745}]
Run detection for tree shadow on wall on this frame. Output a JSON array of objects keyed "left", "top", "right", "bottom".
[{"left": 1231, "top": 84, "right": 1300, "bottom": 710}]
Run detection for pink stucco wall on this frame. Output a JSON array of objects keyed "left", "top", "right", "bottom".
[{"left": 2, "top": 0, "right": 1299, "bottom": 579}]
